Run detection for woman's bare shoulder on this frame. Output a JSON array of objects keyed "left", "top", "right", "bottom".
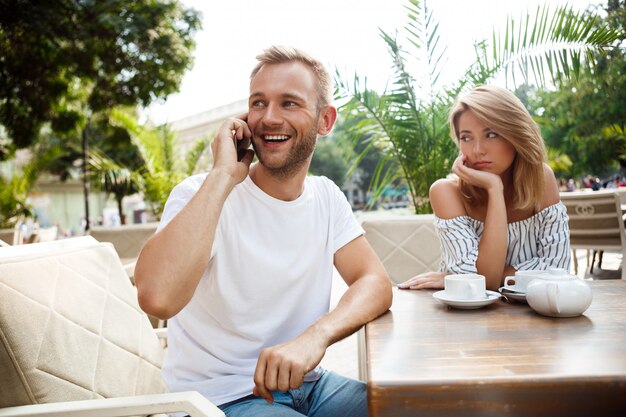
[
  {"left": 541, "top": 163, "right": 560, "bottom": 209},
  {"left": 429, "top": 178, "right": 467, "bottom": 219}
]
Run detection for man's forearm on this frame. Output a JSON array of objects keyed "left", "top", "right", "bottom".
[{"left": 311, "top": 272, "right": 392, "bottom": 347}]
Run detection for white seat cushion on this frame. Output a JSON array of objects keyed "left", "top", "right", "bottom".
[{"left": 0, "top": 237, "right": 166, "bottom": 408}]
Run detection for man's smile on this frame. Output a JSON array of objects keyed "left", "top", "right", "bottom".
[{"left": 262, "top": 134, "right": 290, "bottom": 142}]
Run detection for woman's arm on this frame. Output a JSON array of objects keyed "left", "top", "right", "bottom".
[
  {"left": 398, "top": 177, "right": 475, "bottom": 290},
  {"left": 451, "top": 156, "right": 508, "bottom": 290},
  {"left": 475, "top": 187, "right": 508, "bottom": 289}
]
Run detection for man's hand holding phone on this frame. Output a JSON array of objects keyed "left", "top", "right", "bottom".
[
  {"left": 211, "top": 116, "right": 254, "bottom": 185},
  {"left": 236, "top": 134, "right": 251, "bottom": 162}
]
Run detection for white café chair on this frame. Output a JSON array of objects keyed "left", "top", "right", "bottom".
[
  {"left": 361, "top": 214, "right": 441, "bottom": 285},
  {"left": 0, "top": 236, "right": 223, "bottom": 417},
  {"left": 560, "top": 189, "right": 626, "bottom": 278},
  {"left": 89, "top": 223, "right": 159, "bottom": 261},
  {"left": 0, "top": 229, "right": 15, "bottom": 246},
  {"left": 0, "top": 227, "right": 22, "bottom": 246}
]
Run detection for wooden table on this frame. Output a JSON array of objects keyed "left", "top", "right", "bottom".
[{"left": 364, "top": 281, "right": 626, "bottom": 417}]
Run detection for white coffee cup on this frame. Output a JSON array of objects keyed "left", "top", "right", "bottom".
[
  {"left": 504, "top": 269, "right": 549, "bottom": 292},
  {"left": 444, "top": 274, "right": 486, "bottom": 300}
]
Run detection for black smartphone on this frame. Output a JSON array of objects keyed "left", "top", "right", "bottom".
[{"left": 236, "top": 137, "right": 249, "bottom": 161}]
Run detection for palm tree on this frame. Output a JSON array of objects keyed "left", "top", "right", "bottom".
[
  {"left": 88, "top": 150, "right": 140, "bottom": 225},
  {"left": 110, "top": 109, "right": 212, "bottom": 218},
  {"left": 336, "top": 0, "right": 624, "bottom": 213}
]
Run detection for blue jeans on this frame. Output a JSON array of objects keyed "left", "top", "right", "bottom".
[{"left": 218, "top": 371, "right": 367, "bottom": 417}]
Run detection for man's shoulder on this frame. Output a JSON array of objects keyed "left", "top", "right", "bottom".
[
  {"left": 306, "top": 174, "right": 340, "bottom": 190},
  {"left": 306, "top": 175, "right": 346, "bottom": 200},
  {"left": 173, "top": 173, "right": 209, "bottom": 194},
  {"left": 184, "top": 172, "right": 210, "bottom": 187}
]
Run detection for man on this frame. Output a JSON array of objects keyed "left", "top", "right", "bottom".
[{"left": 135, "top": 46, "right": 392, "bottom": 417}]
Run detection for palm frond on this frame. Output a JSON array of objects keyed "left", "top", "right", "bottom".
[
  {"left": 482, "top": 4, "right": 623, "bottom": 87},
  {"left": 185, "top": 135, "right": 212, "bottom": 176},
  {"left": 334, "top": 0, "right": 622, "bottom": 213}
]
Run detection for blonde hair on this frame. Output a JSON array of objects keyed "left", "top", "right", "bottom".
[
  {"left": 449, "top": 85, "right": 546, "bottom": 210},
  {"left": 251, "top": 45, "right": 332, "bottom": 110}
]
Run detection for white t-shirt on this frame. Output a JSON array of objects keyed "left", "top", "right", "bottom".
[{"left": 158, "top": 173, "right": 363, "bottom": 406}]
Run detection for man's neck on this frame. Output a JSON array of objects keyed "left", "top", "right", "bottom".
[{"left": 249, "top": 163, "right": 309, "bottom": 201}]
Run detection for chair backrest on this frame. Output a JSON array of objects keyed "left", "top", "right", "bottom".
[
  {"left": 0, "top": 236, "right": 166, "bottom": 408},
  {"left": 89, "top": 222, "right": 159, "bottom": 259},
  {"left": 0, "top": 229, "right": 15, "bottom": 246},
  {"left": 361, "top": 214, "right": 441, "bottom": 284},
  {"left": 559, "top": 190, "right": 626, "bottom": 252},
  {"left": 24, "top": 226, "right": 58, "bottom": 244}
]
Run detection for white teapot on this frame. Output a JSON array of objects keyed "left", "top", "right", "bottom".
[{"left": 525, "top": 269, "right": 593, "bottom": 318}]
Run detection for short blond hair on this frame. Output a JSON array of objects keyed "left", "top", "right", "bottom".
[
  {"left": 251, "top": 45, "right": 332, "bottom": 110},
  {"left": 449, "top": 85, "right": 546, "bottom": 210}
]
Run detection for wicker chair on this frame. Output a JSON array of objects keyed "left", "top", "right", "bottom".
[{"left": 559, "top": 189, "right": 626, "bottom": 279}]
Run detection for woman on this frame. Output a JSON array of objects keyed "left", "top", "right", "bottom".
[{"left": 399, "top": 85, "right": 570, "bottom": 291}]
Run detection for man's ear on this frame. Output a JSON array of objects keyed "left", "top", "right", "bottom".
[{"left": 317, "top": 106, "right": 337, "bottom": 136}]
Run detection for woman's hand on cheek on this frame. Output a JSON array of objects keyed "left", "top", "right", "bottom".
[{"left": 452, "top": 154, "right": 502, "bottom": 192}]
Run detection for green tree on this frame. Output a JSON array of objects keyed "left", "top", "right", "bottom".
[
  {"left": 88, "top": 150, "right": 141, "bottom": 225},
  {"left": 507, "top": 84, "right": 575, "bottom": 175},
  {"left": 352, "top": 143, "right": 394, "bottom": 206},
  {"left": 1, "top": 0, "right": 201, "bottom": 229},
  {"left": 309, "top": 117, "right": 395, "bottom": 208},
  {"left": 42, "top": 110, "right": 144, "bottom": 182},
  {"left": 309, "top": 136, "right": 350, "bottom": 186},
  {"left": 0, "top": 143, "right": 62, "bottom": 228},
  {"left": 336, "top": 0, "right": 624, "bottom": 213},
  {"left": 531, "top": 2, "right": 626, "bottom": 178},
  {"left": 0, "top": 0, "right": 201, "bottom": 159},
  {"left": 332, "top": 115, "right": 397, "bottom": 207}
]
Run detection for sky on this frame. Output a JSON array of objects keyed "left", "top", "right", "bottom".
[{"left": 143, "top": 0, "right": 598, "bottom": 125}]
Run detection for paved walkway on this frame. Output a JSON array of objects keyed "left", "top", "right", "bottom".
[
  {"left": 321, "top": 250, "right": 623, "bottom": 381},
  {"left": 572, "top": 249, "right": 622, "bottom": 280}
]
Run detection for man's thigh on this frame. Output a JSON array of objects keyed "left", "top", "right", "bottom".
[
  {"left": 307, "top": 371, "right": 368, "bottom": 417},
  {"left": 218, "top": 372, "right": 367, "bottom": 417},
  {"left": 219, "top": 392, "right": 305, "bottom": 417}
]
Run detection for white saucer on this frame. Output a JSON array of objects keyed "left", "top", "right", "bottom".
[
  {"left": 433, "top": 290, "right": 501, "bottom": 309},
  {"left": 501, "top": 284, "right": 525, "bottom": 293},
  {"left": 498, "top": 286, "right": 527, "bottom": 302}
]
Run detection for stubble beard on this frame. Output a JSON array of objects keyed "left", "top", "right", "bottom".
[{"left": 252, "top": 122, "right": 318, "bottom": 180}]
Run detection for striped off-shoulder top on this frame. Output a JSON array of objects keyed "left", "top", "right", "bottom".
[{"left": 435, "top": 201, "right": 571, "bottom": 274}]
